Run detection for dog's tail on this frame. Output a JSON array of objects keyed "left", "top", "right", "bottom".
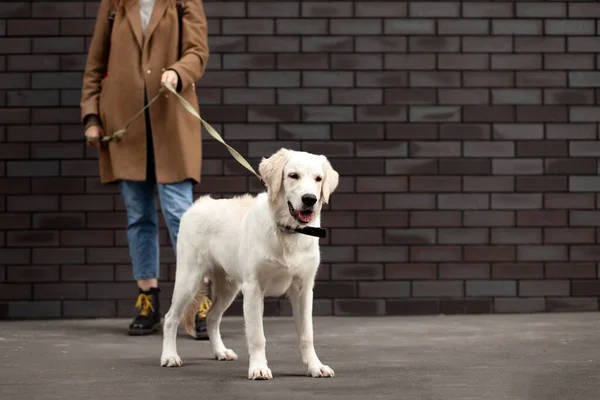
[{"left": 182, "top": 279, "right": 210, "bottom": 338}]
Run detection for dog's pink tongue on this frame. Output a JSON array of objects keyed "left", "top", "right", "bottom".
[{"left": 298, "top": 211, "right": 313, "bottom": 223}]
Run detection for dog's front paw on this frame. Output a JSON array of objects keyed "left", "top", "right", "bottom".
[
  {"left": 307, "top": 363, "right": 335, "bottom": 378},
  {"left": 215, "top": 348, "right": 238, "bottom": 361},
  {"left": 161, "top": 354, "right": 183, "bottom": 367},
  {"left": 248, "top": 364, "right": 273, "bottom": 380}
]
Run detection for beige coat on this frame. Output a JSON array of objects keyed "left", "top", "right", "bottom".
[{"left": 80, "top": 0, "right": 209, "bottom": 184}]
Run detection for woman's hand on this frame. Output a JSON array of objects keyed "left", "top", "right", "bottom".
[
  {"left": 85, "top": 124, "right": 105, "bottom": 148},
  {"left": 161, "top": 70, "right": 179, "bottom": 89}
]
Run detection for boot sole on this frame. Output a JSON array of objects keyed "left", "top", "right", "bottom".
[
  {"left": 194, "top": 331, "right": 209, "bottom": 340},
  {"left": 128, "top": 323, "right": 161, "bottom": 336}
]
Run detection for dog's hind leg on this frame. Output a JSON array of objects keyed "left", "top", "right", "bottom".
[
  {"left": 206, "top": 269, "right": 240, "bottom": 361},
  {"left": 160, "top": 247, "right": 206, "bottom": 367}
]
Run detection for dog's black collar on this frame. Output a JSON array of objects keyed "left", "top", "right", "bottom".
[{"left": 278, "top": 225, "right": 327, "bottom": 238}]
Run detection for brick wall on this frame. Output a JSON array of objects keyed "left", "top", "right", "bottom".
[{"left": 2, "top": 1, "right": 600, "bottom": 319}]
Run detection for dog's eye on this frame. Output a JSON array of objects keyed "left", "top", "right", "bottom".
[
  {"left": 315, "top": 176, "right": 322, "bottom": 182},
  {"left": 288, "top": 173, "right": 299, "bottom": 179}
]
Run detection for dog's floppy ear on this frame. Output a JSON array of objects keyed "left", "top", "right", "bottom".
[
  {"left": 259, "top": 148, "right": 290, "bottom": 203},
  {"left": 320, "top": 156, "right": 339, "bottom": 204}
]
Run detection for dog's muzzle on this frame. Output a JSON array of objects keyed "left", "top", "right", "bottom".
[{"left": 288, "top": 201, "right": 315, "bottom": 224}]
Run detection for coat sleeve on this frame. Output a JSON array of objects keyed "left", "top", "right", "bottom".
[
  {"left": 80, "top": 0, "right": 112, "bottom": 124},
  {"left": 168, "top": 0, "right": 210, "bottom": 92}
]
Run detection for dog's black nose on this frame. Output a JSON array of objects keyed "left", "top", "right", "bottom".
[{"left": 301, "top": 194, "right": 317, "bottom": 207}]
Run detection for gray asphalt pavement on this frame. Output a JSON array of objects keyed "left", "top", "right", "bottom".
[{"left": 1, "top": 314, "right": 600, "bottom": 400}]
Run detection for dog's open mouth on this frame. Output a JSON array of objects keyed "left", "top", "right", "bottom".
[{"left": 288, "top": 201, "right": 314, "bottom": 224}]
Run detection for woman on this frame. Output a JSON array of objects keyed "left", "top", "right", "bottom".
[{"left": 80, "top": 0, "right": 211, "bottom": 337}]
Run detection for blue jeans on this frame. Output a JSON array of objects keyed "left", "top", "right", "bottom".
[{"left": 119, "top": 89, "right": 193, "bottom": 281}]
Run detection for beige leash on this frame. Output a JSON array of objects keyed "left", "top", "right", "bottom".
[{"left": 85, "top": 82, "right": 264, "bottom": 185}]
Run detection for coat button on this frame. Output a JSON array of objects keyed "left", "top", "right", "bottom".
[{"left": 147, "top": 69, "right": 151, "bottom": 74}]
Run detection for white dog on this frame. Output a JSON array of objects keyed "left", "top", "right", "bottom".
[{"left": 160, "top": 148, "right": 339, "bottom": 380}]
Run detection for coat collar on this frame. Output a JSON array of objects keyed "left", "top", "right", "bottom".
[
  {"left": 124, "top": 0, "right": 169, "bottom": 51},
  {"left": 144, "top": 0, "right": 169, "bottom": 47},
  {"left": 124, "top": 1, "right": 143, "bottom": 50}
]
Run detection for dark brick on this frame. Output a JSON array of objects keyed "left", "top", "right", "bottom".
[
  {"left": 409, "top": 36, "right": 460, "bottom": 53},
  {"left": 440, "top": 299, "right": 493, "bottom": 315},
  {"left": 32, "top": 248, "right": 84, "bottom": 265},
  {"left": 385, "top": 54, "right": 435, "bottom": 70},
  {"left": 464, "top": 72, "right": 514, "bottom": 88},
  {"left": 411, "top": 246, "right": 462, "bottom": 262},
  {"left": 334, "top": 299, "right": 385, "bottom": 316},
  {"left": 546, "top": 298, "right": 598, "bottom": 313},
  {"left": 463, "top": 37, "right": 512, "bottom": 53},
  {"left": 438, "top": 194, "right": 489, "bottom": 210},
  {"left": 331, "top": 19, "right": 381, "bottom": 35},
  {"left": 385, "top": 263, "right": 437, "bottom": 280},
  {"left": 545, "top": 194, "right": 595, "bottom": 209},
  {"left": 491, "top": 54, "right": 541, "bottom": 70},
  {"left": 439, "top": 89, "right": 488, "bottom": 105},
  {"left": 0, "top": 178, "right": 29, "bottom": 194},
  {"left": 438, "top": 228, "right": 489, "bottom": 245},
  {"left": 385, "top": 228, "right": 436, "bottom": 245},
  {"left": 440, "top": 124, "right": 491, "bottom": 140},
  {"left": 439, "top": 159, "right": 492, "bottom": 175},
  {"left": 0, "top": 38, "right": 32, "bottom": 54},
  {"left": 466, "top": 280, "right": 516, "bottom": 297},
  {"left": 356, "top": 141, "right": 406, "bottom": 158},
  {"left": 439, "top": 264, "right": 490, "bottom": 280},
  {"left": 384, "top": 89, "right": 435, "bottom": 106},
  {"left": 314, "top": 282, "right": 357, "bottom": 299},
  {"left": 492, "top": 20, "right": 542, "bottom": 36},
  {"left": 412, "top": 281, "right": 463, "bottom": 297},
  {"left": 385, "top": 194, "right": 435, "bottom": 210},
  {"left": 517, "top": 245, "right": 568, "bottom": 262},
  {"left": 63, "top": 301, "right": 117, "bottom": 318},
  {"left": 491, "top": 263, "right": 543, "bottom": 279},
  {"left": 572, "top": 281, "right": 600, "bottom": 297},
  {"left": 331, "top": 264, "right": 383, "bottom": 281},
  {"left": 463, "top": 106, "right": 514, "bottom": 123},
  {"left": 410, "top": 176, "right": 461, "bottom": 192},
  {"left": 491, "top": 194, "right": 542, "bottom": 210},
  {"left": 516, "top": 176, "right": 567, "bottom": 193},
  {"left": 385, "top": 19, "right": 435, "bottom": 35},
  {"left": 494, "top": 298, "right": 545, "bottom": 314},
  {"left": 520, "top": 280, "right": 570, "bottom": 296},
  {"left": 357, "top": 211, "right": 408, "bottom": 228},
  {"left": 357, "top": 37, "right": 407, "bottom": 53},
  {"left": 411, "top": 211, "right": 462, "bottom": 227},
  {"left": 34, "top": 283, "right": 85, "bottom": 300},
  {"left": 0, "top": 2, "right": 30, "bottom": 18},
  {"left": 302, "top": 36, "right": 352, "bottom": 53},
  {"left": 6, "top": 266, "right": 58, "bottom": 283},
  {"left": 387, "top": 299, "right": 439, "bottom": 316},
  {"left": 518, "top": 210, "right": 567, "bottom": 227},
  {"left": 463, "top": 3, "right": 513, "bottom": 18},
  {"left": 491, "top": 228, "right": 542, "bottom": 244},
  {"left": 7, "top": 19, "right": 58, "bottom": 36},
  {"left": 546, "top": 263, "right": 596, "bottom": 279},
  {"left": 357, "top": 246, "right": 408, "bottom": 262},
  {"left": 358, "top": 282, "right": 410, "bottom": 298},
  {"left": 546, "top": 54, "right": 594, "bottom": 70},
  {"left": 0, "top": 283, "right": 32, "bottom": 300},
  {"left": 7, "top": 231, "right": 59, "bottom": 247},
  {"left": 464, "top": 246, "right": 515, "bottom": 262},
  {"left": 0, "top": 214, "right": 30, "bottom": 230},
  {"left": 7, "top": 301, "right": 60, "bottom": 319},
  {"left": 546, "top": 159, "right": 597, "bottom": 175}
]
